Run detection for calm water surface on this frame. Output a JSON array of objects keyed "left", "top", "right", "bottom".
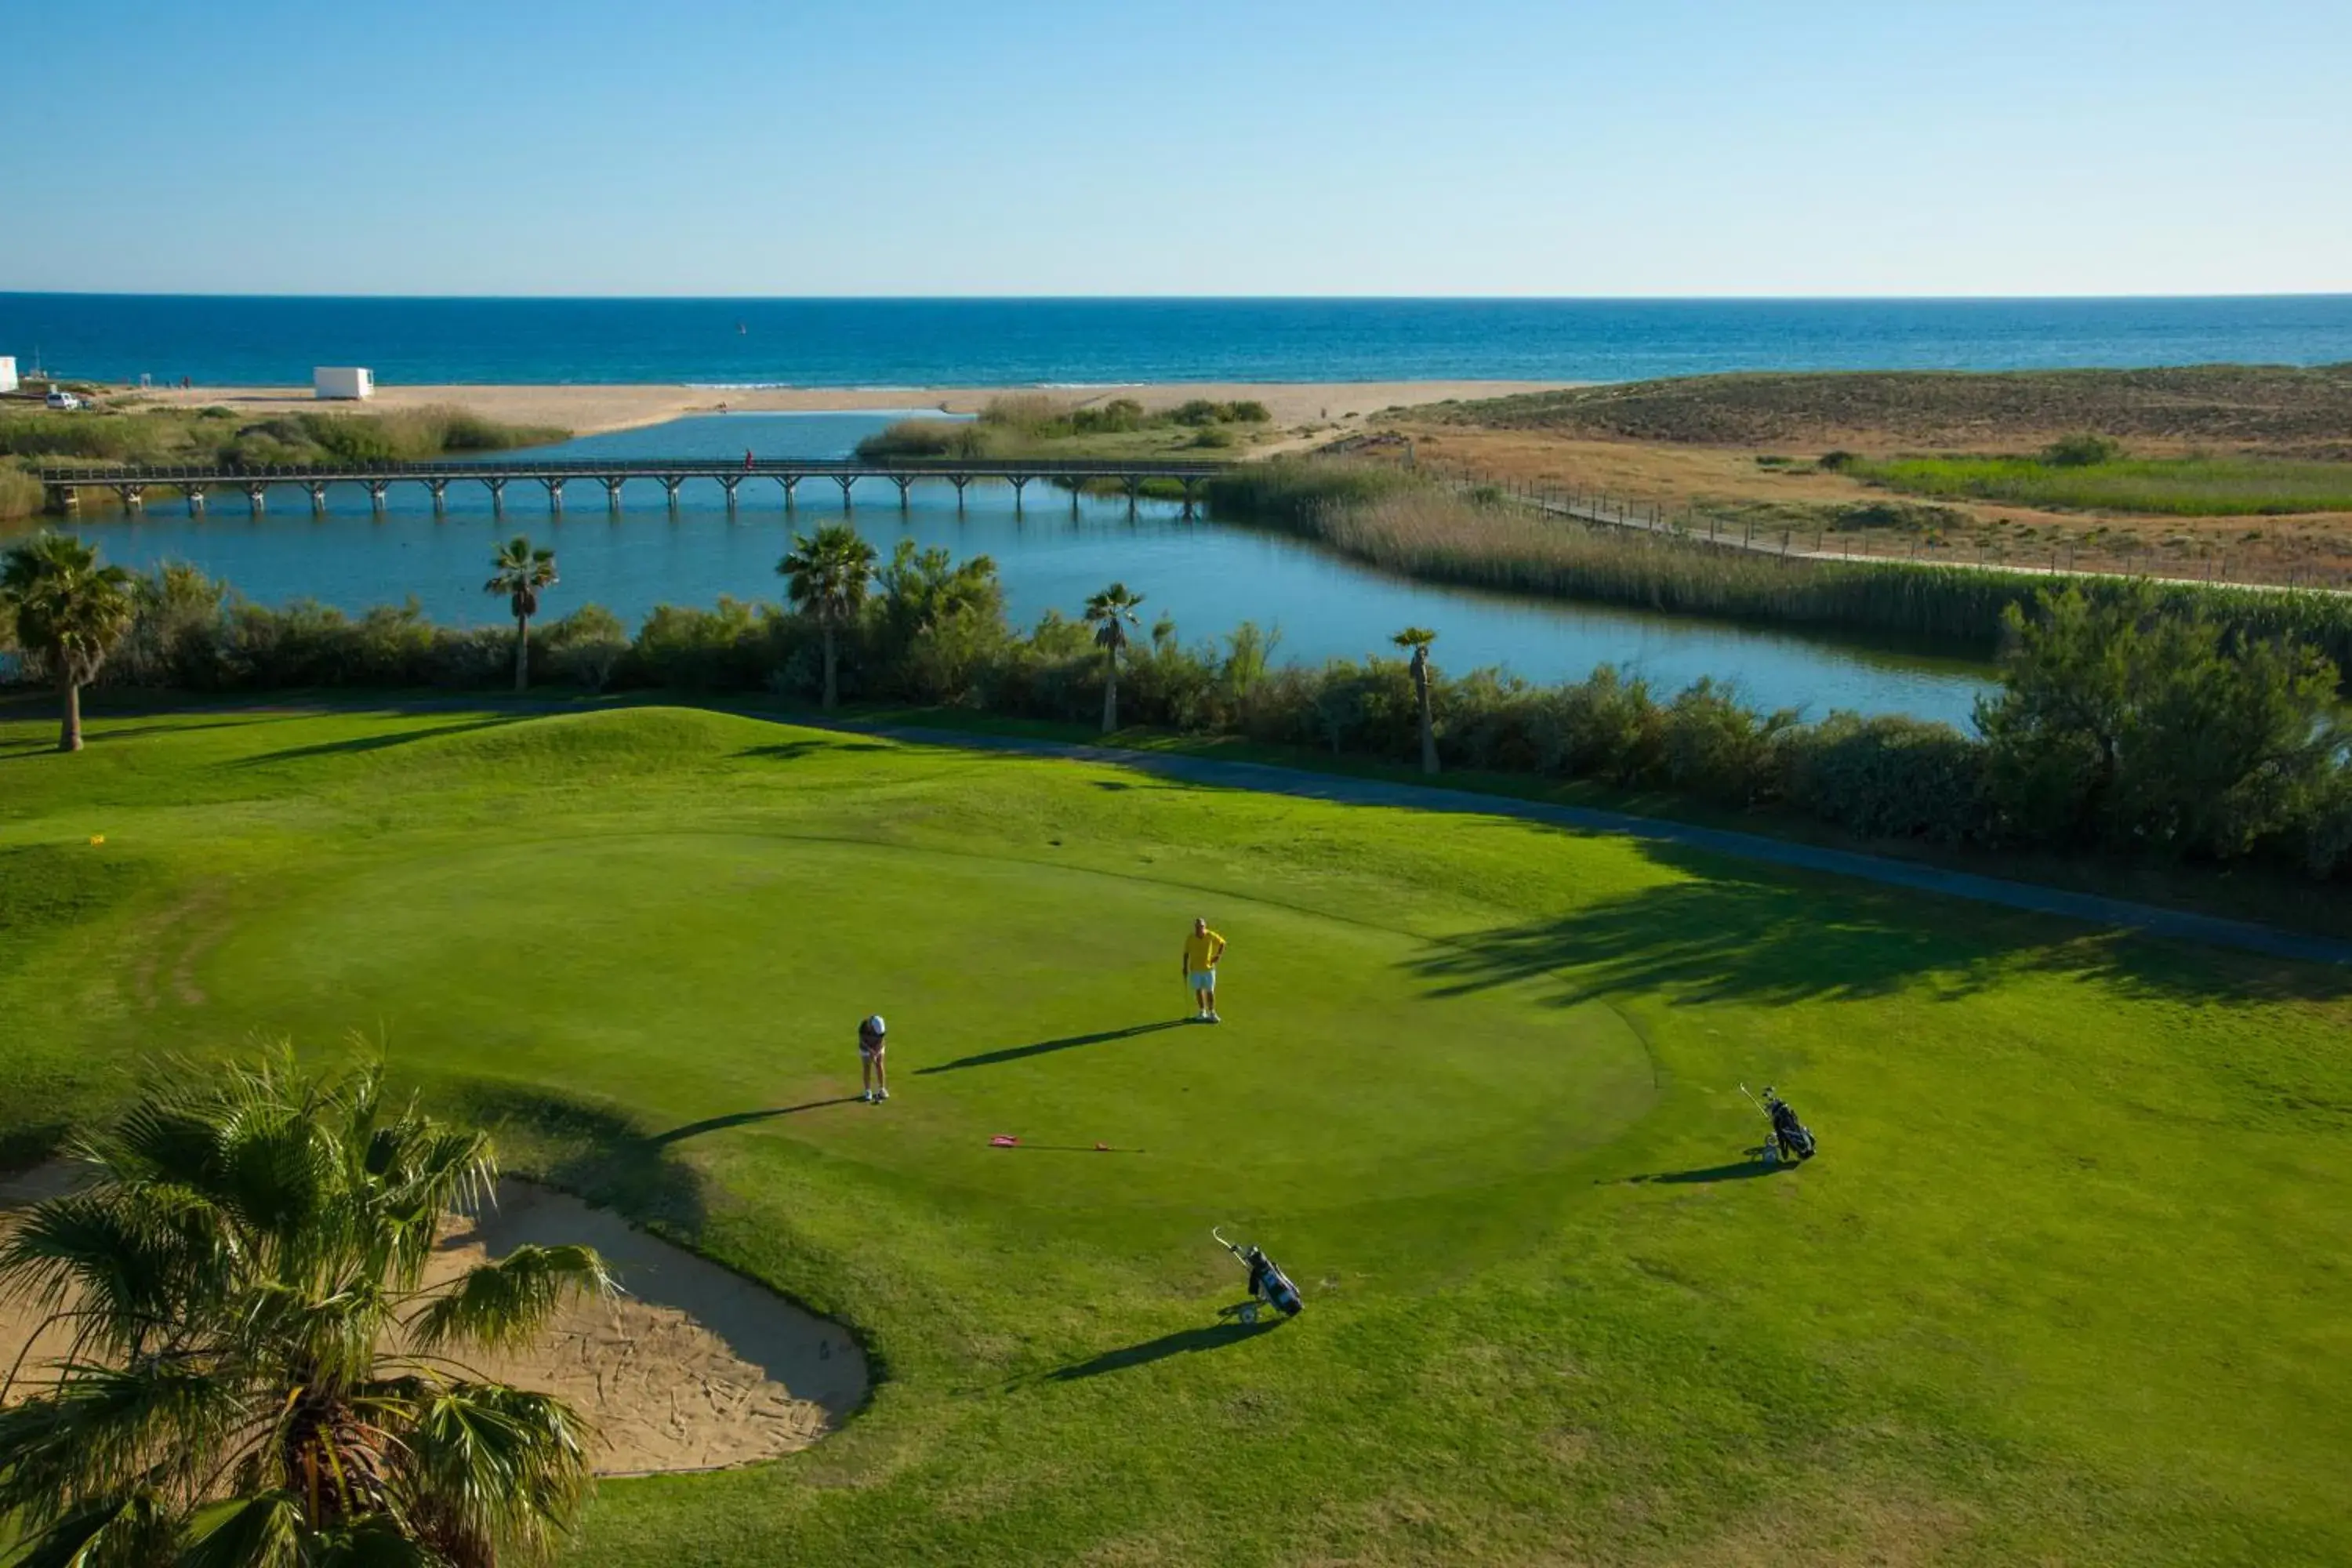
[{"left": 28, "top": 414, "right": 1993, "bottom": 725}]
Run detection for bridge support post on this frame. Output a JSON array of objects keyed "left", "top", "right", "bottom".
[
  {"left": 48, "top": 485, "right": 80, "bottom": 512},
  {"left": 367, "top": 481, "right": 390, "bottom": 511},
  {"left": 307, "top": 481, "right": 328, "bottom": 512},
  {"left": 1009, "top": 475, "right": 1029, "bottom": 511},
  {"left": 427, "top": 479, "right": 449, "bottom": 510},
  {"left": 245, "top": 485, "right": 268, "bottom": 516},
  {"left": 835, "top": 474, "right": 857, "bottom": 509},
  {"left": 892, "top": 475, "right": 915, "bottom": 509},
  {"left": 780, "top": 474, "right": 799, "bottom": 510},
  {"left": 115, "top": 484, "right": 145, "bottom": 510},
  {"left": 484, "top": 477, "right": 507, "bottom": 511},
  {"left": 1181, "top": 477, "right": 1200, "bottom": 518},
  {"left": 662, "top": 476, "right": 685, "bottom": 508},
  {"left": 542, "top": 477, "right": 565, "bottom": 510},
  {"left": 186, "top": 485, "right": 209, "bottom": 515},
  {"left": 601, "top": 475, "right": 627, "bottom": 508},
  {"left": 949, "top": 475, "right": 969, "bottom": 512},
  {"left": 1123, "top": 475, "right": 1141, "bottom": 517}
]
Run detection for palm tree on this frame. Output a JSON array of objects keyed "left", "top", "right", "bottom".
[
  {"left": 485, "top": 536, "right": 559, "bottom": 694},
  {"left": 0, "top": 1050, "right": 612, "bottom": 1567},
  {"left": 1392, "top": 626, "right": 1439, "bottom": 775},
  {"left": 1, "top": 532, "right": 136, "bottom": 753},
  {"left": 1083, "top": 583, "right": 1145, "bottom": 734},
  {"left": 778, "top": 524, "right": 878, "bottom": 710}
]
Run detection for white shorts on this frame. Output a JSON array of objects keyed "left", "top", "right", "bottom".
[{"left": 1188, "top": 969, "right": 1218, "bottom": 991}]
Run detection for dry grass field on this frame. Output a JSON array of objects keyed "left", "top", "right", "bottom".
[{"left": 1381, "top": 367, "right": 2352, "bottom": 585}]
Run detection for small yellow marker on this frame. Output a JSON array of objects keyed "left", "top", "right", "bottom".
[{"left": 89, "top": 834, "right": 104, "bottom": 846}]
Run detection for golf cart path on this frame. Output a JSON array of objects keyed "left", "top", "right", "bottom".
[{"left": 829, "top": 721, "right": 2352, "bottom": 968}]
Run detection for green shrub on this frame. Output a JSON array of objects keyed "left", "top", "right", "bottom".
[
  {"left": 2043, "top": 433, "right": 2123, "bottom": 466},
  {"left": 855, "top": 419, "right": 989, "bottom": 460}
]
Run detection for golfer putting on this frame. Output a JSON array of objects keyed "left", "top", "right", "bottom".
[
  {"left": 858, "top": 1014, "right": 890, "bottom": 1102},
  {"left": 1182, "top": 917, "right": 1227, "bottom": 1023}
]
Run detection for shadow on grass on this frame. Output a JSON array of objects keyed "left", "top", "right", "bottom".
[
  {"left": 1621, "top": 1161, "right": 1787, "bottom": 1185},
  {"left": 232, "top": 716, "right": 528, "bottom": 766},
  {"left": 443, "top": 1080, "right": 706, "bottom": 1235},
  {"left": 1045, "top": 1319, "right": 1278, "bottom": 1382},
  {"left": 917, "top": 1018, "right": 1192, "bottom": 1075},
  {"left": 649, "top": 1098, "right": 864, "bottom": 1145},
  {"left": 737, "top": 739, "right": 895, "bottom": 761},
  {"left": 1412, "top": 840, "right": 2350, "bottom": 1007}
]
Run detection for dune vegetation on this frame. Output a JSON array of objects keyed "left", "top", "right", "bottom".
[
  {"left": 0, "top": 402, "right": 568, "bottom": 520},
  {"left": 854, "top": 393, "right": 1270, "bottom": 463}
]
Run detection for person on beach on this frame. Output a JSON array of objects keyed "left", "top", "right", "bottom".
[
  {"left": 1182, "top": 917, "right": 1226, "bottom": 1022},
  {"left": 858, "top": 1014, "right": 890, "bottom": 1102}
]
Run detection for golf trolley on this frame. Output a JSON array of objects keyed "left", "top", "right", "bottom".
[
  {"left": 1213, "top": 1227, "right": 1303, "bottom": 1324},
  {"left": 1741, "top": 1083, "right": 1817, "bottom": 1166}
]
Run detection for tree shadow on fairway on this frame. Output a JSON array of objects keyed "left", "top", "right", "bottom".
[
  {"left": 648, "top": 1098, "right": 865, "bottom": 1145},
  {"left": 1413, "top": 840, "right": 2350, "bottom": 1007},
  {"left": 1044, "top": 1319, "right": 1278, "bottom": 1382},
  {"left": 917, "top": 1018, "right": 1193, "bottom": 1075},
  {"left": 230, "top": 716, "right": 530, "bottom": 767},
  {"left": 440, "top": 1080, "right": 707, "bottom": 1234}
]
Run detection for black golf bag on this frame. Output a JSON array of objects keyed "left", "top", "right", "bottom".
[
  {"left": 1744, "top": 1083, "right": 1817, "bottom": 1163},
  {"left": 1214, "top": 1228, "right": 1303, "bottom": 1322}
]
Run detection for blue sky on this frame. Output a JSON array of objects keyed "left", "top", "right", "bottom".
[{"left": 6, "top": 0, "right": 2347, "bottom": 296}]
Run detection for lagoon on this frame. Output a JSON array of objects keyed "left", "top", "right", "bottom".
[{"left": 26, "top": 413, "right": 1993, "bottom": 725}]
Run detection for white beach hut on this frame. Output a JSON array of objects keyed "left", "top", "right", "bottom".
[
  {"left": 313, "top": 366, "right": 376, "bottom": 401},
  {"left": 0, "top": 357, "right": 17, "bottom": 394}
]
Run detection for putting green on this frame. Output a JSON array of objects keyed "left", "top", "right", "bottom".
[{"left": 202, "top": 833, "right": 1657, "bottom": 1213}]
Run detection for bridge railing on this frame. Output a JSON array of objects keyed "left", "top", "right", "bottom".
[{"left": 36, "top": 457, "right": 1239, "bottom": 483}]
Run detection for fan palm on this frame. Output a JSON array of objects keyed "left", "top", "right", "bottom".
[
  {"left": 1, "top": 532, "right": 136, "bottom": 753},
  {"left": 0, "top": 1051, "right": 613, "bottom": 1567},
  {"left": 1083, "top": 583, "right": 1145, "bottom": 734},
  {"left": 778, "top": 524, "right": 878, "bottom": 710},
  {"left": 484, "top": 537, "right": 559, "bottom": 694},
  {"left": 1392, "top": 626, "right": 1439, "bottom": 775}
]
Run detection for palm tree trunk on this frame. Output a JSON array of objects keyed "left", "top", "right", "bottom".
[
  {"left": 1417, "top": 683, "right": 1438, "bottom": 775},
  {"left": 822, "top": 624, "right": 839, "bottom": 710},
  {"left": 58, "top": 677, "right": 82, "bottom": 753},
  {"left": 514, "top": 614, "right": 531, "bottom": 694},
  {"left": 1102, "top": 648, "right": 1119, "bottom": 733}
]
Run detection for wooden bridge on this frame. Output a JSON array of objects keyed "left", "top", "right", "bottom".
[{"left": 36, "top": 457, "right": 1238, "bottom": 516}]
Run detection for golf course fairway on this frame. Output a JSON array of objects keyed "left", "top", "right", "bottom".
[{"left": 4, "top": 702, "right": 2348, "bottom": 1565}]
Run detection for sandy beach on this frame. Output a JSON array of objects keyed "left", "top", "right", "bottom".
[{"left": 128, "top": 379, "right": 1569, "bottom": 438}]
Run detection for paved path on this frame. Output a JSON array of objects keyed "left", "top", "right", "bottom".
[{"left": 837, "top": 721, "right": 2352, "bottom": 968}]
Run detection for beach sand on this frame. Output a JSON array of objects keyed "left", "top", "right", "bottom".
[{"left": 129, "top": 379, "right": 1570, "bottom": 438}]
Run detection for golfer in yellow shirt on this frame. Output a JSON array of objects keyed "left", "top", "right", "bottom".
[{"left": 1182, "top": 916, "right": 1227, "bottom": 1023}]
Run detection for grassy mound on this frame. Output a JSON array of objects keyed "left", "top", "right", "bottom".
[{"left": 3, "top": 701, "right": 2348, "bottom": 1563}]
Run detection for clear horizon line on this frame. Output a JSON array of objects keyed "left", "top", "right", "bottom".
[{"left": 3, "top": 289, "right": 2350, "bottom": 304}]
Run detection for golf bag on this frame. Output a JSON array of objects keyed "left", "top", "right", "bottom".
[
  {"left": 1743, "top": 1083, "right": 1817, "bottom": 1163},
  {"left": 1213, "top": 1228, "right": 1303, "bottom": 1323}
]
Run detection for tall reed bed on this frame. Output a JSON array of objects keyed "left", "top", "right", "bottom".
[{"left": 1206, "top": 459, "right": 2352, "bottom": 670}]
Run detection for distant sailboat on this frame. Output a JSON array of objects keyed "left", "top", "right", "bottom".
[{"left": 736, "top": 321, "right": 748, "bottom": 335}]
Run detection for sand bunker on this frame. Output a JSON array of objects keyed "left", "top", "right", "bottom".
[{"left": 0, "top": 1166, "right": 866, "bottom": 1476}]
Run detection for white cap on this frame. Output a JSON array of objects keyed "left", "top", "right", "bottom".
[{"left": 862, "top": 1014, "right": 886, "bottom": 1035}]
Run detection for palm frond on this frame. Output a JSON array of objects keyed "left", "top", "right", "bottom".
[
  {"left": 5, "top": 1485, "right": 181, "bottom": 1568},
  {"left": 407, "top": 1247, "right": 612, "bottom": 1354},
  {"left": 0, "top": 1359, "right": 249, "bottom": 1523},
  {"left": 396, "top": 1385, "right": 591, "bottom": 1568},
  {"left": 0, "top": 1188, "right": 233, "bottom": 1356},
  {"left": 175, "top": 1490, "right": 307, "bottom": 1568}
]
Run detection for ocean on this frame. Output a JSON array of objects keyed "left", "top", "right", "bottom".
[{"left": 4, "top": 295, "right": 2350, "bottom": 388}]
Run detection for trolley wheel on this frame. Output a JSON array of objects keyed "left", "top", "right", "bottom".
[{"left": 1238, "top": 1303, "right": 1259, "bottom": 1325}]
